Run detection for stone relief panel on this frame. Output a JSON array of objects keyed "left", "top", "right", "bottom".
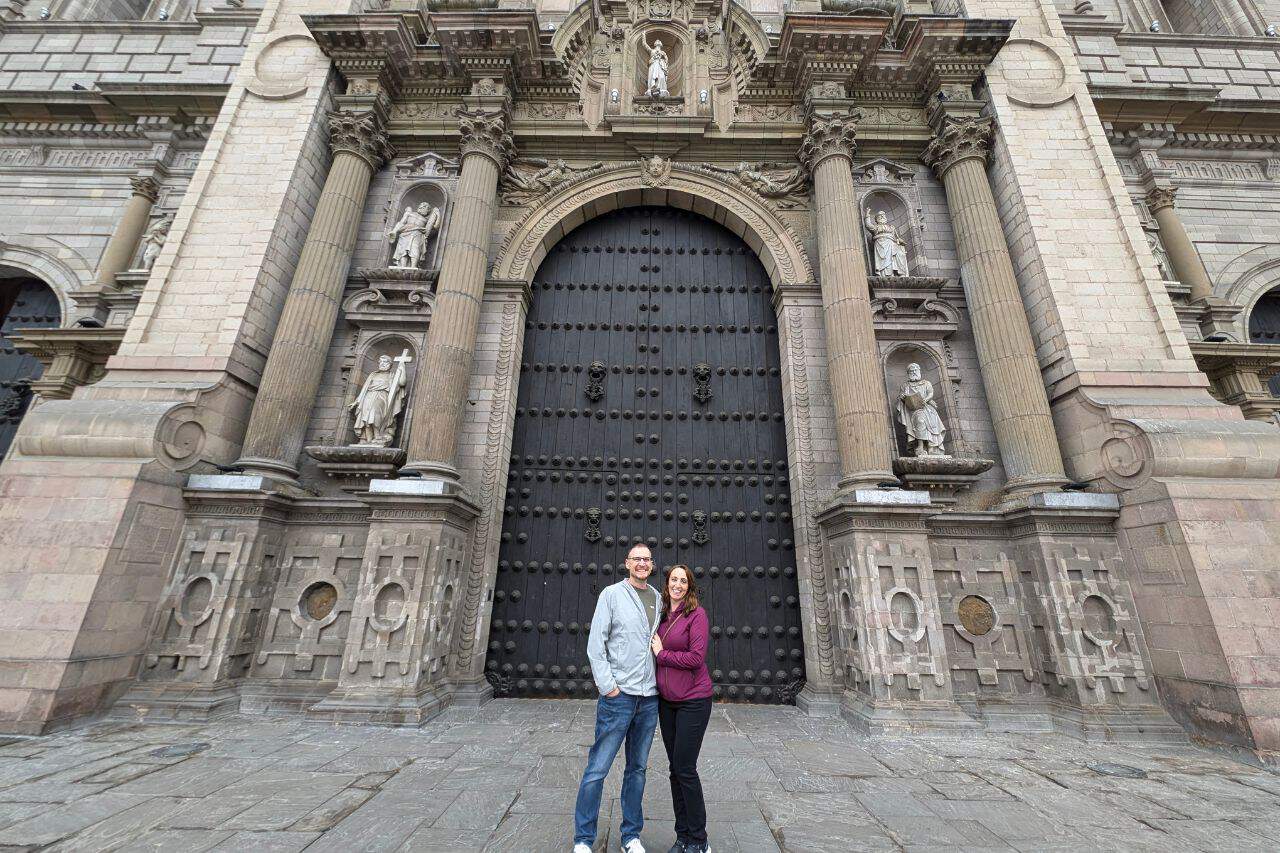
[
  {"left": 340, "top": 525, "right": 468, "bottom": 689},
  {"left": 140, "top": 517, "right": 282, "bottom": 686},
  {"left": 251, "top": 528, "right": 367, "bottom": 683},
  {"left": 930, "top": 544, "right": 1038, "bottom": 698}
]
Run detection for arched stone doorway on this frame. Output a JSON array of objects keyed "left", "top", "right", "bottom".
[
  {"left": 1249, "top": 285, "right": 1280, "bottom": 397},
  {"left": 0, "top": 271, "right": 61, "bottom": 458},
  {"left": 486, "top": 206, "right": 806, "bottom": 703}
]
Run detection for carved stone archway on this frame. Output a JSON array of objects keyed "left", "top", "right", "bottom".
[{"left": 491, "top": 163, "right": 815, "bottom": 288}]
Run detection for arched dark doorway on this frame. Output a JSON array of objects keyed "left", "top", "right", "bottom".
[
  {"left": 0, "top": 273, "right": 61, "bottom": 458},
  {"left": 1249, "top": 286, "right": 1280, "bottom": 397},
  {"left": 487, "top": 207, "right": 806, "bottom": 703}
]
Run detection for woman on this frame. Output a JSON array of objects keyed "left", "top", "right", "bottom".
[{"left": 650, "top": 565, "right": 713, "bottom": 853}]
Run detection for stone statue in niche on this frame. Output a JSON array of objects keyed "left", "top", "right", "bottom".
[
  {"left": 644, "top": 36, "right": 670, "bottom": 97},
  {"left": 896, "top": 363, "right": 947, "bottom": 457},
  {"left": 350, "top": 350, "right": 412, "bottom": 447},
  {"left": 386, "top": 202, "right": 442, "bottom": 270},
  {"left": 137, "top": 214, "right": 173, "bottom": 271},
  {"left": 1146, "top": 231, "right": 1173, "bottom": 280},
  {"left": 865, "top": 208, "right": 910, "bottom": 276}
]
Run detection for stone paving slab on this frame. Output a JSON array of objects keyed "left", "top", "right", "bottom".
[{"left": 0, "top": 700, "right": 1276, "bottom": 851}]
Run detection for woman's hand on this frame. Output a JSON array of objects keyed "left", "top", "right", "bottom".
[{"left": 650, "top": 634, "right": 663, "bottom": 655}]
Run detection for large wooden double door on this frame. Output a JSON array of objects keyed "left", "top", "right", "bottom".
[{"left": 487, "top": 207, "right": 805, "bottom": 703}]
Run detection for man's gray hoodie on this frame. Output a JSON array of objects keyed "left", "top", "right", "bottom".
[{"left": 586, "top": 579, "right": 662, "bottom": 697}]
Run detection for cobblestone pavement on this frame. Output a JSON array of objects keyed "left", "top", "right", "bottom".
[{"left": 0, "top": 700, "right": 1277, "bottom": 852}]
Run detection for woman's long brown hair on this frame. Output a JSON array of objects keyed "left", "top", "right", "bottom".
[{"left": 661, "top": 564, "right": 699, "bottom": 617}]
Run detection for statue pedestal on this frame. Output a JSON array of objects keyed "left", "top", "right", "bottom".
[
  {"left": 305, "top": 445, "right": 405, "bottom": 493},
  {"left": 632, "top": 95, "right": 685, "bottom": 116},
  {"left": 893, "top": 455, "right": 995, "bottom": 506}
]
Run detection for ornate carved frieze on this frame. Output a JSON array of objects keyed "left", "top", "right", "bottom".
[
  {"left": 328, "top": 109, "right": 394, "bottom": 170},
  {"left": 499, "top": 157, "right": 605, "bottom": 205},
  {"left": 700, "top": 161, "right": 809, "bottom": 209},
  {"left": 800, "top": 110, "right": 861, "bottom": 172},
  {"left": 457, "top": 106, "right": 514, "bottom": 169},
  {"left": 921, "top": 116, "right": 996, "bottom": 177}
]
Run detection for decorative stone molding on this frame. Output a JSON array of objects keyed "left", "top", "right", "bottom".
[
  {"left": 328, "top": 110, "right": 394, "bottom": 170},
  {"left": 799, "top": 110, "right": 861, "bottom": 173},
  {"left": 921, "top": 116, "right": 996, "bottom": 177},
  {"left": 9, "top": 328, "right": 124, "bottom": 400},
  {"left": 492, "top": 162, "right": 815, "bottom": 288},
  {"left": 457, "top": 107, "right": 514, "bottom": 170},
  {"left": 128, "top": 176, "right": 160, "bottom": 203}
]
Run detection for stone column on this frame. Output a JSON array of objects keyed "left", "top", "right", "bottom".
[
  {"left": 236, "top": 110, "right": 392, "bottom": 481},
  {"left": 93, "top": 176, "right": 159, "bottom": 288},
  {"left": 401, "top": 106, "right": 512, "bottom": 482},
  {"left": 922, "top": 117, "right": 1067, "bottom": 497},
  {"left": 1146, "top": 186, "right": 1213, "bottom": 303},
  {"left": 800, "top": 109, "right": 896, "bottom": 491}
]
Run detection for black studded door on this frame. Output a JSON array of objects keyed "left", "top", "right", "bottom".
[
  {"left": 0, "top": 279, "right": 61, "bottom": 459},
  {"left": 488, "top": 207, "right": 805, "bottom": 704}
]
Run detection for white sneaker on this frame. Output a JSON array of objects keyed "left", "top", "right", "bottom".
[
  {"left": 573, "top": 845, "right": 592, "bottom": 853},
  {"left": 622, "top": 840, "right": 646, "bottom": 853}
]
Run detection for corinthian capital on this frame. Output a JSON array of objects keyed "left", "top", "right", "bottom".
[
  {"left": 921, "top": 116, "right": 996, "bottom": 177},
  {"left": 457, "top": 107, "right": 514, "bottom": 171},
  {"left": 799, "top": 110, "right": 861, "bottom": 173},
  {"left": 129, "top": 176, "right": 160, "bottom": 203},
  {"left": 1145, "top": 185, "right": 1178, "bottom": 212},
  {"left": 328, "top": 109, "right": 394, "bottom": 171}
]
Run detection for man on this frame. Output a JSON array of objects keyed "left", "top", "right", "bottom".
[{"left": 573, "top": 543, "right": 663, "bottom": 853}]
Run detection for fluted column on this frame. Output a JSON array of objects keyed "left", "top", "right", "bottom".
[
  {"left": 94, "top": 176, "right": 159, "bottom": 287},
  {"left": 800, "top": 109, "right": 895, "bottom": 491},
  {"left": 401, "top": 106, "right": 512, "bottom": 481},
  {"left": 237, "top": 110, "right": 393, "bottom": 480},
  {"left": 1146, "top": 186, "right": 1214, "bottom": 303},
  {"left": 922, "top": 117, "right": 1067, "bottom": 497}
]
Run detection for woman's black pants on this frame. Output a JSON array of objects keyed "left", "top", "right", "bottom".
[{"left": 658, "top": 696, "right": 712, "bottom": 847}]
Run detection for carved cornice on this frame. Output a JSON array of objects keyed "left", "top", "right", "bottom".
[
  {"left": 129, "top": 176, "right": 160, "bottom": 202},
  {"left": 1145, "top": 185, "right": 1178, "bottom": 212},
  {"left": 328, "top": 109, "right": 394, "bottom": 170},
  {"left": 800, "top": 109, "right": 861, "bottom": 173},
  {"left": 921, "top": 116, "right": 995, "bottom": 178},
  {"left": 457, "top": 106, "right": 514, "bottom": 170}
]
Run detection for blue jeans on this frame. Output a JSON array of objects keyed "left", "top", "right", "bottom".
[{"left": 573, "top": 692, "right": 659, "bottom": 846}]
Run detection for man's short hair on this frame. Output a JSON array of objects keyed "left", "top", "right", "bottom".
[{"left": 626, "top": 544, "right": 651, "bottom": 558}]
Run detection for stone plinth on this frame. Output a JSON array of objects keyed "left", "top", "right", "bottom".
[
  {"left": 305, "top": 445, "right": 406, "bottom": 492},
  {"left": 893, "top": 455, "right": 996, "bottom": 506}
]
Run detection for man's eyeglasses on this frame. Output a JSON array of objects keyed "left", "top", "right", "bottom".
[{"left": 627, "top": 556, "right": 653, "bottom": 563}]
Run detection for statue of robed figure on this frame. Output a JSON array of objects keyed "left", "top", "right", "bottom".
[
  {"left": 896, "top": 362, "right": 947, "bottom": 457},
  {"left": 644, "top": 36, "right": 670, "bottom": 97},
  {"left": 349, "top": 350, "right": 412, "bottom": 447}
]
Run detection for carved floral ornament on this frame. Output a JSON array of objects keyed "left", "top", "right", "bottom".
[
  {"left": 799, "top": 110, "right": 862, "bottom": 172},
  {"left": 920, "top": 116, "right": 996, "bottom": 177},
  {"left": 328, "top": 110, "right": 394, "bottom": 170},
  {"left": 457, "top": 107, "right": 514, "bottom": 170},
  {"left": 1145, "top": 185, "right": 1178, "bottom": 213}
]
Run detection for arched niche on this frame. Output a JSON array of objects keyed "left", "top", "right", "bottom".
[
  {"left": 632, "top": 25, "right": 687, "bottom": 100},
  {"left": 860, "top": 188, "right": 922, "bottom": 277},
  {"left": 385, "top": 182, "right": 450, "bottom": 271},
  {"left": 338, "top": 333, "right": 419, "bottom": 449},
  {"left": 0, "top": 270, "right": 62, "bottom": 458},
  {"left": 882, "top": 342, "right": 958, "bottom": 458},
  {"left": 1248, "top": 285, "right": 1280, "bottom": 397}
]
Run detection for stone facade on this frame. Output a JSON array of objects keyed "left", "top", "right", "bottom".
[{"left": 0, "top": 0, "right": 1277, "bottom": 765}]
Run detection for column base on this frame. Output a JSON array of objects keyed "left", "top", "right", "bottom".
[
  {"left": 306, "top": 684, "right": 452, "bottom": 727},
  {"left": 397, "top": 459, "right": 462, "bottom": 484},
  {"left": 229, "top": 456, "right": 301, "bottom": 485},
  {"left": 840, "top": 692, "right": 981, "bottom": 735},
  {"left": 111, "top": 681, "right": 242, "bottom": 724},
  {"left": 449, "top": 676, "right": 495, "bottom": 708},
  {"left": 795, "top": 683, "right": 841, "bottom": 717},
  {"left": 997, "top": 475, "right": 1072, "bottom": 506},
  {"left": 835, "top": 472, "right": 900, "bottom": 493}
]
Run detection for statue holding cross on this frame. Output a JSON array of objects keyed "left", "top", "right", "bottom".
[{"left": 349, "top": 349, "right": 412, "bottom": 447}]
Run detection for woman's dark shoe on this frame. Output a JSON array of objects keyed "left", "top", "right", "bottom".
[{"left": 666, "top": 843, "right": 686, "bottom": 853}]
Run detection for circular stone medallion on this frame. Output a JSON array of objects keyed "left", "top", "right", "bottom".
[
  {"left": 301, "top": 581, "right": 338, "bottom": 621},
  {"left": 957, "top": 595, "right": 996, "bottom": 636}
]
